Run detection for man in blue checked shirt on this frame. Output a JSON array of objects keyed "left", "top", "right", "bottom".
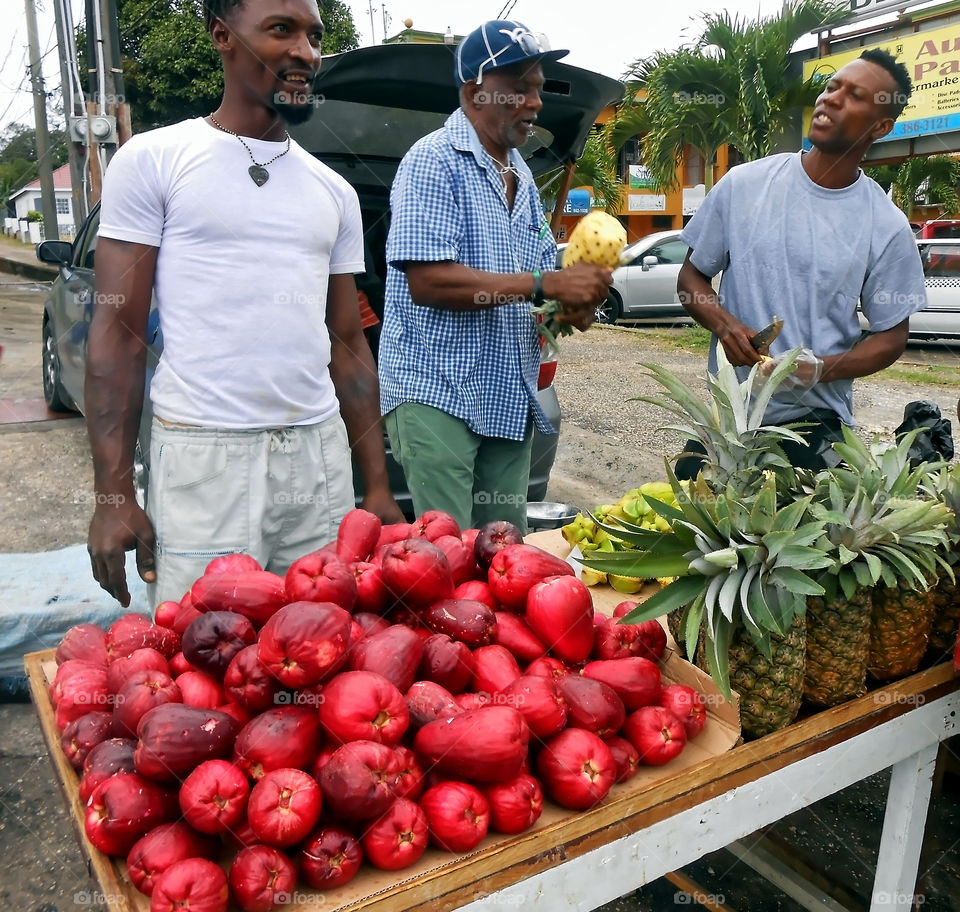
[{"left": 379, "top": 20, "right": 613, "bottom": 532}]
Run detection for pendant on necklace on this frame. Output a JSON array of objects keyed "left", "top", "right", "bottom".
[{"left": 249, "top": 165, "right": 270, "bottom": 187}]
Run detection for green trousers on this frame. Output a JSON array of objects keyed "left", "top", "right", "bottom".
[{"left": 385, "top": 403, "right": 533, "bottom": 532}]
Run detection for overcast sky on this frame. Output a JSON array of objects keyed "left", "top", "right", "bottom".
[{"left": 1, "top": 0, "right": 906, "bottom": 136}]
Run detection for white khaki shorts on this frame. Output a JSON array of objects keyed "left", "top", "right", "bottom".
[{"left": 146, "top": 415, "right": 354, "bottom": 606}]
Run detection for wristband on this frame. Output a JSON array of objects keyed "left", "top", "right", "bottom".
[{"left": 531, "top": 270, "right": 545, "bottom": 305}]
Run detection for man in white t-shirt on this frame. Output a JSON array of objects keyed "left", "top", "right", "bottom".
[
  {"left": 85, "top": 0, "right": 404, "bottom": 607},
  {"left": 677, "top": 48, "right": 926, "bottom": 474}
]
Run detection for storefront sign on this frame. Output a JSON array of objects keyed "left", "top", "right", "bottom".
[
  {"left": 803, "top": 22, "right": 960, "bottom": 141},
  {"left": 562, "top": 189, "right": 591, "bottom": 215},
  {"left": 628, "top": 194, "right": 667, "bottom": 211},
  {"left": 845, "top": 0, "right": 935, "bottom": 27},
  {"left": 629, "top": 165, "right": 656, "bottom": 189}
]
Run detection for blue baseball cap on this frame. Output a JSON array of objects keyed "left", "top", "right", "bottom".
[{"left": 454, "top": 20, "right": 568, "bottom": 86}]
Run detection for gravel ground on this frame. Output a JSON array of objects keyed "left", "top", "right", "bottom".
[{"left": 546, "top": 322, "right": 960, "bottom": 511}]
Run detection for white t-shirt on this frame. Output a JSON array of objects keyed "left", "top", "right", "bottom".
[{"left": 99, "top": 117, "right": 365, "bottom": 428}]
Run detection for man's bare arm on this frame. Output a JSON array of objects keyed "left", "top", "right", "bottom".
[
  {"left": 326, "top": 272, "right": 404, "bottom": 523},
  {"left": 85, "top": 237, "right": 158, "bottom": 606}
]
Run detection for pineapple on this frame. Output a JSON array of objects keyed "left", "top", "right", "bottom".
[
  {"left": 810, "top": 428, "right": 953, "bottom": 690},
  {"left": 924, "top": 463, "right": 960, "bottom": 662},
  {"left": 561, "top": 211, "right": 627, "bottom": 269},
  {"left": 804, "top": 586, "right": 871, "bottom": 708},
  {"left": 581, "top": 348, "right": 835, "bottom": 738},
  {"left": 868, "top": 579, "right": 937, "bottom": 679},
  {"left": 537, "top": 210, "right": 627, "bottom": 351},
  {"left": 583, "top": 467, "right": 832, "bottom": 739}
]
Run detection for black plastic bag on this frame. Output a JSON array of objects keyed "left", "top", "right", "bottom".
[{"left": 894, "top": 400, "right": 954, "bottom": 468}]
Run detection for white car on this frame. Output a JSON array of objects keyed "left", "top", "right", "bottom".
[
  {"left": 557, "top": 229, "right": 690, "bottom": 324},
  {"left": 858, "top": 238, "right": 960, "bottom": 339}
]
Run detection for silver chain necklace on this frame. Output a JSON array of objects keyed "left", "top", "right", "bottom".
[{"left": 208, "top": 115, "right": 291, "bottom": 187}]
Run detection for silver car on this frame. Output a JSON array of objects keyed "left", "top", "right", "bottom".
[
  {"left": 598, "top": 229, "right": 691, "bottom": 324},
  {"left": 858, "top": 238, "right": 960, "bottom": 339}
]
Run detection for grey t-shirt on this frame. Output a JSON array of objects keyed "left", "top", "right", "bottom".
[{"left": 681, "top": 151, "right": 926, "bottom": 425}]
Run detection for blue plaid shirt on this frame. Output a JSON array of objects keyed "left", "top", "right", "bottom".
[{"left": 379, "top": 107, "right": 557, "bottom": 440}]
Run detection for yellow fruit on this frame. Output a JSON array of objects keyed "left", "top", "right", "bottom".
[
  {"left": 580, "top": 567, "right": 608, "bottom": 587},
  {"left": 561, "top": 211, "right": 627, "bottom": 269},
  {"left": 608, "top": 573, "right": 646, "bottom": 594}
]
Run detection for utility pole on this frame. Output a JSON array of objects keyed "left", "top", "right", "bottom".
[
  {"left": 51, "top": 0, "right": 88, "bottom": 227},
  {"left": 85, "top": 0, "right": 103, "bottom": 204},
  {"left": 24, "top": 0, "right": 59, "bottom": 240},
  {"left": 100, "top": 0, "right": 131, "bottom": 145}
]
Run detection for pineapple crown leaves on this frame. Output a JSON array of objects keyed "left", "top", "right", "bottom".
[
  {"left": 632, "top": 347, "right": 813, "bottom": 491},
  {"left": 808, "top": 453, "right": 955, "bottom": 599}
]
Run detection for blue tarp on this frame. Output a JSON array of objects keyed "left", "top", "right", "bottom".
[{"left": 0, "top": 545, "right": 148, "bottom": 679}]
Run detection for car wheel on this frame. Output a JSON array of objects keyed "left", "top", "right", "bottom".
[
  {"left": 596, "top": 290, "right": 621, "bottom": 325},
  {"left": 41, "top": 318, "right": 75, "bottom": 412}
]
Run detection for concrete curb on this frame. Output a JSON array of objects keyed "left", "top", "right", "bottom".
[{"left": 0, "top": 253, "right": 57, "bottom": 283}]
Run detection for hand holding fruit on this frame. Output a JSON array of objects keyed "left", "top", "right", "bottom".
[{"left": 542, "top": 263, "right": 613, "bottom": 331}]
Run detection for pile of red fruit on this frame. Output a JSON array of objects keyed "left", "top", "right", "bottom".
[{"left": 50, "top": 509, "right": 708, "bottom": 912}]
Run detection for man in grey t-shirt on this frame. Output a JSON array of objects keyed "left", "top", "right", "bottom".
[{"left": 677, "top": 48, "right": 925, "bottom": 474}]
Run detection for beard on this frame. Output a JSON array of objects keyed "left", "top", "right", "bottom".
[{"left": 274, "top": 96, "right": 318, "bottom": 125}]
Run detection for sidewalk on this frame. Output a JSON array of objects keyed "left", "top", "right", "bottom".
[{"left": 0, "top": 235, "right": 57, "bottom": 281}]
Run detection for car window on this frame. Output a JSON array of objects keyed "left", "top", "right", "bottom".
[
  {"left": 76, "top": 209, "right": 100, "bottom": 270},
  {"left": 646, "top": 239, "right": 689, "bottom": 265},
  {"left": 920, "top": 244, "right": 960, "bottom": 278}
]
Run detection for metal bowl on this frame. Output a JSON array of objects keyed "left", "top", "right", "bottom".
[{"left": 526, "top": 501, "right": 580, "bottom": 531}]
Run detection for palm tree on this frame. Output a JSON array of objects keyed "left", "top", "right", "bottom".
[
  {"left": 608, "top": 0, "right": 851, "bottom": 193},
  {"left": 537, "top": 129, "right": 623, "bottom": 216},
  {"left": 865, "top": 155, "right": 960, "bottom": 221}
]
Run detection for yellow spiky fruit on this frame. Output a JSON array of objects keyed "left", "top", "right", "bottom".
[{"left": 561, "top": 211, "right": 627, "bottom": 269}]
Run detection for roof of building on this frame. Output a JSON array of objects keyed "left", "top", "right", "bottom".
[{"left": 10, "top": 163, "right": 73, "bottom": 199}]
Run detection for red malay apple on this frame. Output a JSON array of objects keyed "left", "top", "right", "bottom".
[
  {"left": 151, "top": 857, "right": 229, "bottom": 912},
  {"left": 179, "top": 759, "right": 250, "bottom": 835},
  {"left": 419, "top": 781, "right": 491, "bottom": 852},
  {"left": 318, "top": 670, "right": 409, "bottom": 745},
  {"left": 482, "top": 773, "right": 544, "bottom": 834},
  {"left": 228, "top": 844, "right": 298, "bottom": 912},
  {"left": 285, "top": 549, "right": 358, "bottom": 611},
  {"left": 300, "top": 826, "right": 363, "bottom": 890},
  {"left": 361, "top": 799, "right": 429, "bottom": 871},
  {"left": 659, "top": 683, "right": 707, "bottom": 739},
  {"left": 126, "top": 821, "right": 217, "bottom": 897},
  {"left": 536, "top": 728, "right": 616, "bottom": 810},
  {"left": 247, "top": 767, "right": 323, "bottom": 847},
  {"left": 336, "top": 507, "right": 383, "bottom": 563},
  {"left": 525, "top": 575, "right": 595, "bottom": 664},
  {"left": 257, "top": 600, "right": 352, "bottom": 688},
  {"left": 380, "top": 538, "right": 455, "bottom": 610},
  {"left": 623, "top": 705, "right": 688, "bottom": 766},
  {"left": 318, "top": 739, "right": 401, "bottom": 820},
  {"left": 473, "top": 520, "right": 524, "bottom": 570}
]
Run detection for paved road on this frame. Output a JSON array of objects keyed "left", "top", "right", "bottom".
[{"left": 2, "top": 276, "right": 959, "bottom": 911}]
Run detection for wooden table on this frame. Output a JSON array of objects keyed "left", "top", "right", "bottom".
[{"left": 25, "top": 646, "right": 958, "bottom": 912}]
